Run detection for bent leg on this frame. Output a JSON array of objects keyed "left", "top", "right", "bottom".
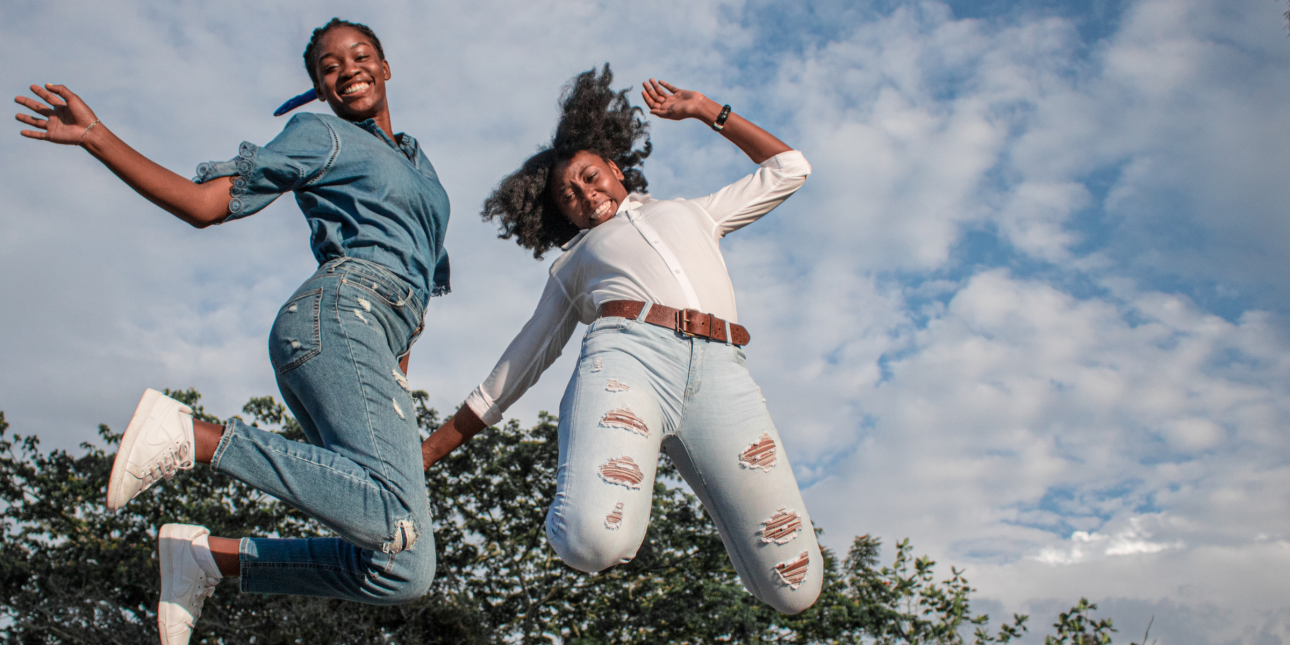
[
  {"left": 545, "top": 324, "right": 677, "bottom": 572},
  {"left": 667, "top": 342, "right": 823, "bottom": 615},
  {"left": 210, "top": 260, "right": 434, "bottom": 601}
]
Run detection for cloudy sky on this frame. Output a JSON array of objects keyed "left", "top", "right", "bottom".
[{"left": 3, "top": 0, "right": 1289, "bottom": 642}]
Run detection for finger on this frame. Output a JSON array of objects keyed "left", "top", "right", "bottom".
[
  {"left": 45, "top": 83, "right": 76, "bottom": 103},
  {"left": 640, "top": 81, "right": 661, "bottom": 102},
  {"left": 648, "top": 78, "right": 670, "bottom": 96},
  {"left": 658, "top": 80, "right": 681, "bottom": 93},
  {"left": 18, "top": 129, "right": 50, "bottom": 140},
  {"left": 14, "top": 96, "right": 54, "bottom": 116},
  {"left": 29, "top": 84, "right": 66, "bottom": 108},
  {"left": 15, "top": 113, "right": 49, "bottom": 128}
]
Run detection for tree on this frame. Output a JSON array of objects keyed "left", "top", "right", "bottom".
[{"left": 1, "top": 392, "right": 1123, "bottom": 643}]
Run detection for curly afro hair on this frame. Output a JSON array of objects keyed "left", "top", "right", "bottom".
[
  {"left": 303, "top": 18, "right": 385, "bottom": 93},
  {"left": 482, "top": 64, "right": 652, "bottom": 259}
]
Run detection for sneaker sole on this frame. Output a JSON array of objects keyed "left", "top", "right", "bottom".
[
  {"left": 158, "top": 524, "right": 176, "bottom": 645},
  {"left": 107, "top": 389, "right": 188, "bottom": 511}
]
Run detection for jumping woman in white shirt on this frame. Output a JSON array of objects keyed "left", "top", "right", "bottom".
[{"left": 420, "top": 65, "right": 822, "bottom": 613}]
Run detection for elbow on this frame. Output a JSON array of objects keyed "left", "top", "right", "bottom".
[{"left": 187, "top": 214, "right": 222, "bottom": 229}]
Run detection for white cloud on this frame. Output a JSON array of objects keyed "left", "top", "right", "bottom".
[{"left": 3, "top": 0, "right": 1290, "bottom": 642}]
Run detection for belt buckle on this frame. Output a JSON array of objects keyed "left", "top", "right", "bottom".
[{"left": 677, "top": 308, "right": 703, "bottom": 338}]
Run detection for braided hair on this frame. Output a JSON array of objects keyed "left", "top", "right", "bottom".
[
  {"left": 303, "top": 18, "right": 385, "bottom": 92},
  {"left": 482, "top": 64, "right": 652, "bottom": 259}
]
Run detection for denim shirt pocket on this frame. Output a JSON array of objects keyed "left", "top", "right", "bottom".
[{"left": 269, "top": 288, "right": 324, "bottom": 374}]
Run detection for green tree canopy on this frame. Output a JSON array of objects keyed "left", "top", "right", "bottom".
[{"left": 0, "top": 391, "right": 1135, "bottom": 644}]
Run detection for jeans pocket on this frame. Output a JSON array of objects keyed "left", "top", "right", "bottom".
[
  {"left": 583, "top": 317, "right": 633, "bottom": 342},
  {"left": 270, "top": 288, "right": 323, "bottom": 374},
  {"left": 341, "top": 263, "right": 412, "bottom": 310}
]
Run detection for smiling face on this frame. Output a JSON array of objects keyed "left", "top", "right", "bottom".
[
  {"left": 552, "top": 151, "right": 630, "bottom": 230},
  {"left": 313, "top": 26, "right": 391, "bottom": 122}
]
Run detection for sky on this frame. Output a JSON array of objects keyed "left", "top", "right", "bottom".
[{"left": 2, "top": 0, "right": 1289, "bottom": 642}]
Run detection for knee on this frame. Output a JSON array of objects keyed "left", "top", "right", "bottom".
[
  {"left": 368, "top": 542, "right": 436, "bottom": 605},
  {"left": 764, "top": 578, "right": 821, "bottom": 615},
  {"left": 755, "top": 555, "right": 823, "bottom": 615},
  {"left": 546, "top": 513, "right": 642, "bottom": 573}
]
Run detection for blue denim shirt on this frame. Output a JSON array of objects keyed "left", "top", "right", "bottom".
[{"left": 194, "top": 112, "right": 450, "bottom": 303}]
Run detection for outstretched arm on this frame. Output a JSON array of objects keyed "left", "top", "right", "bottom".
[
  {"left": 640, "top": 79, "right": 791, "bottom": 164},
  {"left": 15, "top": 83, "right": 233, "bottom": 228}
]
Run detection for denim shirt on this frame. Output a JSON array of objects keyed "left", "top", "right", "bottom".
[{"left": 193, "top": 112, "right": 451, "bottom": 304}]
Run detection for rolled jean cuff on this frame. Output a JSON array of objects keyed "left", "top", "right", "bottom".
[
  {"left": 237, "top": 537, "right": 251, "bottom": 588},
  {"left": 209, "top": 417, "right": 242, "bottom": 472}
]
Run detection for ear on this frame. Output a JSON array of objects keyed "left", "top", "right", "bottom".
[
  {"left": 382, "top": 60, "right": 392, "bottom": 81},
  {"left": 606, "top": 158, "right": 625, "bottom": 182}
]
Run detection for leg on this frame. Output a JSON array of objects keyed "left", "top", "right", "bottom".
[
  {"left": 206, "top": 261, "right": 434, "bottom": 601},
  {"left": 666, "top": 341, "right": 823, "bottom": 615},
  {"left": 211, "top": 263, "right": 430, "bottom": 553},
  {"left": 545, "top": 317, "right": 681, "bottom": 572}
]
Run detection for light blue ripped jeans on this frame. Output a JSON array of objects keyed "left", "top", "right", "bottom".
[
  {"left": 546, "top": 304, "right": 823, "bottom": 615},
  {"left": 210, "top": 257, "right": 435, "bottom": 604}
]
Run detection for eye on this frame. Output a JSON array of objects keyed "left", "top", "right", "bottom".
[{"left": 356, "top": 54, "right": 369, "bottom": 61}]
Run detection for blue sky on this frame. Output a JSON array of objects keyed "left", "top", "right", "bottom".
[{"left": 3, "top": 0, "right": 1289, "bottom": 642}]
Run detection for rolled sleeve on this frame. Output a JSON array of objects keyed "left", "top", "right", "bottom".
[
  {"left": 690, "top": 150, "right": 812, "bottom": 237},
  {"left": 192, "top": 113, "right": 336, "bottom": 221}
]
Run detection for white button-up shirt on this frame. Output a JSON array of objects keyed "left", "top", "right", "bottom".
[{"left": 465, "top": 150, "right": 811, "bottom": 425}]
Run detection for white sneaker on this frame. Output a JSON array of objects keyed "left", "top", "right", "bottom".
[
  {"left": 107, "top": 389, "right": 196, "bottom": 511},
  {"left": 158, "top": 523, "right": 222, "bottom": 645}
]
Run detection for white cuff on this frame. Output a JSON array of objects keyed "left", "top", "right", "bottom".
[{"left": 465, "top": 388, "right": 504, "bottom": 427}]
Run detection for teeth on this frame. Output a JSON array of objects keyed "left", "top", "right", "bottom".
[
  {"left": 594, "top": 201, "right": 613, "bottom": 217},
  {"left": 343, "top": 82, "right": 370, "bottom": 96}
]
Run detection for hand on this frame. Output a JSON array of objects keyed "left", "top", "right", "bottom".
[
  {"left": 14, "top": 83, "right": 100, "bottom": 145},
  {"left": 640, "top": 78, "right": 717, "bottom": 123}
]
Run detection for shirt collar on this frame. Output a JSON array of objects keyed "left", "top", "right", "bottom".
[{"left": 353, "top": 118, "right": 418, "bottom": 163}]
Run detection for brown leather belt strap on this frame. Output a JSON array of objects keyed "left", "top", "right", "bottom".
[{"left": 598, "top": 300, "right": 751, "bottom": 346}]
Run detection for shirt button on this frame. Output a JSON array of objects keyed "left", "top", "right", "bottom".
[{"left": 674, "top": 269, "right": 681, "bottom": 274}]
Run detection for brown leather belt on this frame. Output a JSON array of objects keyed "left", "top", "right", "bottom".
[{"left": 598, "top": 300, "right": 750, "bottom": 346}]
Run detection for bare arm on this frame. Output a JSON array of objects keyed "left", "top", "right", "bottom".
[
  {"left": 640, "top": 79, "right": 792, "bottom": 164},
  {"left": 15, "top": 83, "right": 232, "bottom": 228},
  {"left": 422, "top": 406, "right": 487, "bottom": 470}
]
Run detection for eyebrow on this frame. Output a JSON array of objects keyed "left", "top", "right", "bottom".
[{"left": 318, "top": 41, "right": 373, "bottom": 61}]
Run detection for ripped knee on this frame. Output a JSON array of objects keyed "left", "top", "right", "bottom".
[{"left": 381, "top": 518, "right": 419, "bottom": 555}]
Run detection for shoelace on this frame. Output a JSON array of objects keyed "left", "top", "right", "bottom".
[
  {"left": 142, "top": 442, "right": 194, "bottom": 488},
  {"left": 185, "top": 571, "right": 218, "bottom": 623}
]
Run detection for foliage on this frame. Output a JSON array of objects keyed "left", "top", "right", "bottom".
[
  {"left": 1042, "top": 598, "right": 1151, "bottom": 645},
  {"left": 1, "top": 392, "right": 1130, "bottom": 644}
]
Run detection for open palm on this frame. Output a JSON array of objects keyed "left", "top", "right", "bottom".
[
  {"left": 640, "top": 79, "right": 711, "bottom": 122},
  {"left": 14, "top": 84, "right": 98, "bottom": 146}
]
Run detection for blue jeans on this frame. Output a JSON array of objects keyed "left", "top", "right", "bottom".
[
  {"left": 546, "top": 304, "right": 823, "bottom": 615},
  {"left": 210, "top": 257, "right": 435, "bottom": 604}
]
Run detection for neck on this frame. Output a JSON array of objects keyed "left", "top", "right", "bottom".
[{"left": 371, "top": 108, "right": 395, "bottom": 140}]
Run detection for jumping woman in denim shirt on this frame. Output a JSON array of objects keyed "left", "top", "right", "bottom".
[
  {"left": 16, "top": 19, "right": 445, "bottom": 643},
  {"left": 419, "top": 66, "right": 823, "bottom": 614}
]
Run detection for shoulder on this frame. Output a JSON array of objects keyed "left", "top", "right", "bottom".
[
  {"left": 267, "top": 112, "right": 340, "bottom": 155},
  {"left": 281, "top": 111, "right": 332, "bottom": 132}
]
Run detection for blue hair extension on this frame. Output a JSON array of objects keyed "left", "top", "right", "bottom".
[{"left": 274, "top": 89, "right": 317, "bottom": 116}]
